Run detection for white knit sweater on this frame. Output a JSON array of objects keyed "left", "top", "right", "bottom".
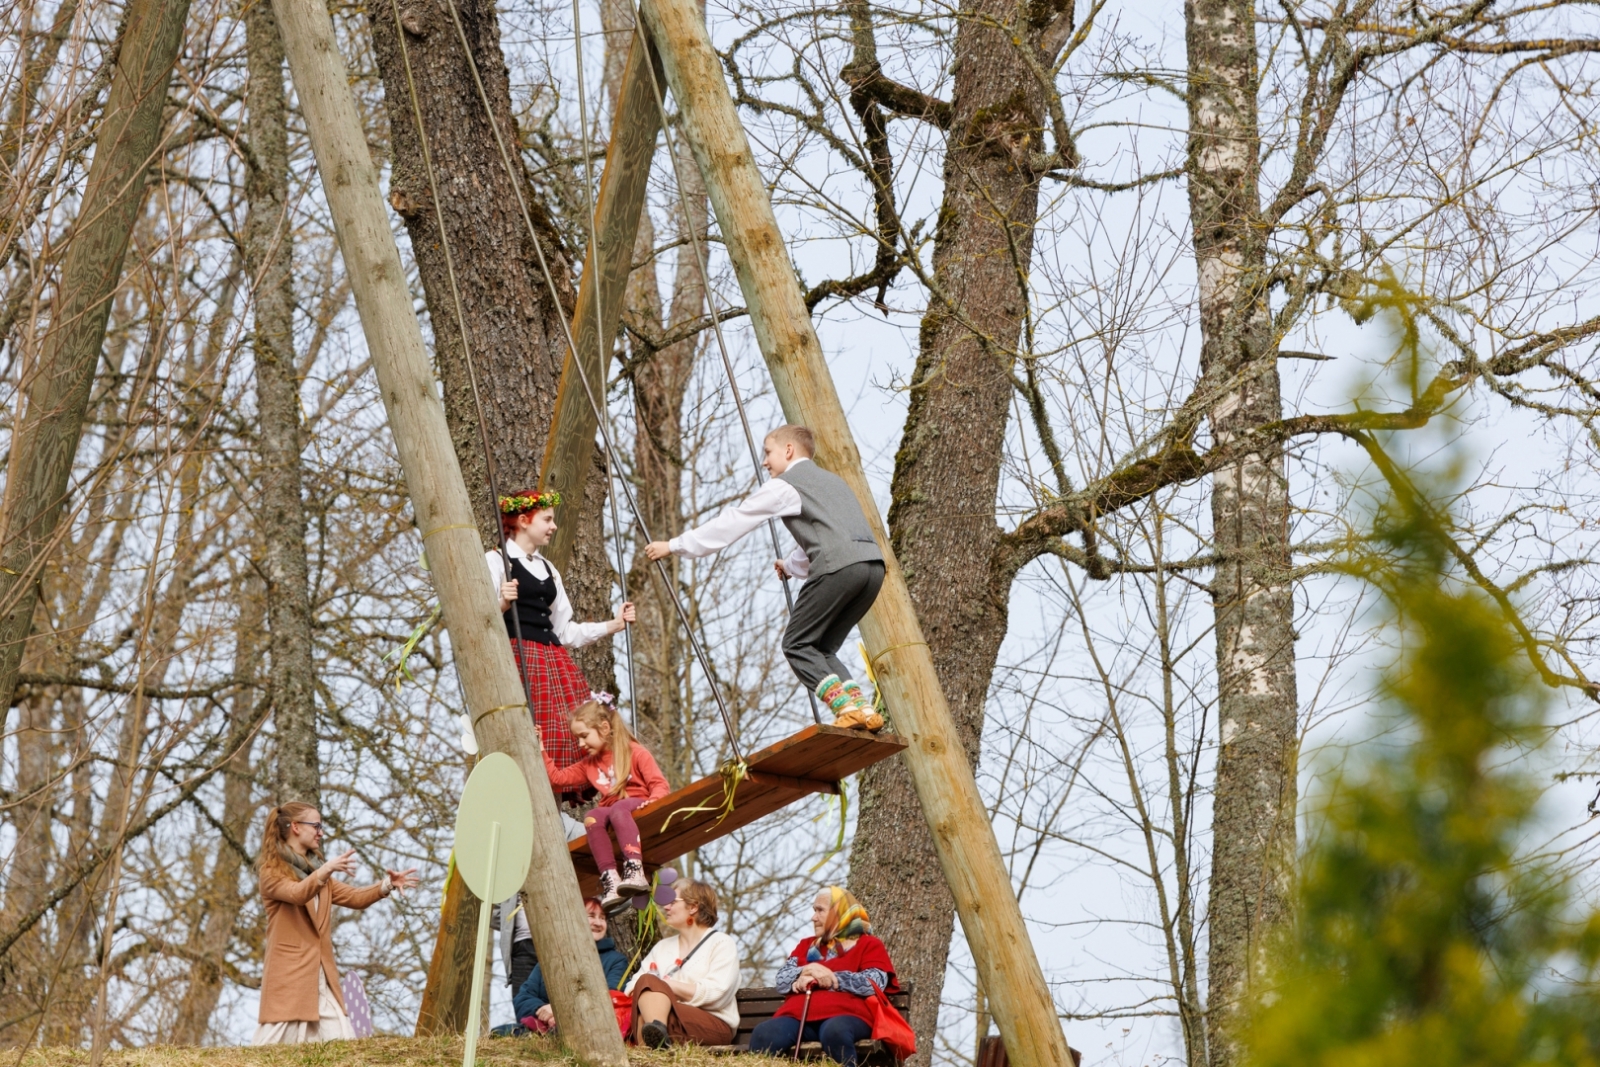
[{"left": 626, "top": 929, "right": 741, "bottom": 1028}]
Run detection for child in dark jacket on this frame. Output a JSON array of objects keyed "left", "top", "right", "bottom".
[
  {"left": 513, "top": 898, "right": 629, "bottom": 1032},
  {"left": 543, "top": 695, "right": 671, "bottom": 911}
]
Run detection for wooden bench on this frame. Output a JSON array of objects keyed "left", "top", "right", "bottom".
[{"left": 708, "top": 984, "right": 915, "bottom": 1064}]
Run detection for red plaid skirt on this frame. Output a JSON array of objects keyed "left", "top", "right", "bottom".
[{"left": 512, "top": 638, "right": 591, "bottom": 769}]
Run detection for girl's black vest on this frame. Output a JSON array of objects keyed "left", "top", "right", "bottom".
[{"left": 504, "top": 555, "right": 560, "bottom": 645}]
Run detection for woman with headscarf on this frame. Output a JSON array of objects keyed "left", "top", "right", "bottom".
[
  {"left": 254, "top": 802, "right": 418, "bottom": 1044},
  {"left": 747, "top": 886, "right": 898, "bottom": 1066}
]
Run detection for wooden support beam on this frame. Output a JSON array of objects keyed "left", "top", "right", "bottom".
[
  {"left": 538, "top": 32, "right": 665, "bottom": 564},
  {"left": 415, "top": 33, "right": 665, "bottom": 1030},
  {"left": 633, "top": 2, "right": 1071, "bottom": 1063},
  {"left": 269, "top": 0, "right": 627, "bottom": 1061}
]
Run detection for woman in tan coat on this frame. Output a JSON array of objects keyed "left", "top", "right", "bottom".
[{"left": 253, "top": 802, "right": 418, "bottom": 1044}]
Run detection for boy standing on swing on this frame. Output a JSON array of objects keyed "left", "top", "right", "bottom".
[{"left": 644, "top": 425, "right": 885, "bottom": 731}]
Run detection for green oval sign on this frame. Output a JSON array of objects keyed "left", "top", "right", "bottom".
[{"left": 453, "top": 751, "right": 534, "bottom": 902}]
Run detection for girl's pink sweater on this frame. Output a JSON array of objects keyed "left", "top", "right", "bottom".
[{"left": 543, "top": 740, "right": 671, "bottom": 806}]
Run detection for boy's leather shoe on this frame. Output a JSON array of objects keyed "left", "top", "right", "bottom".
[{"left": 833, "top": 706, "right": 884, "bottom": 732}]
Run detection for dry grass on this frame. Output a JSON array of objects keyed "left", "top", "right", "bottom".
[{"left": 18, "top": 1036, "right": 777, "bottom": 1067}]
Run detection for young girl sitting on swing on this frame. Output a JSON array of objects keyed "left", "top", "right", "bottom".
[{"left": 544, "top": 694, "right": 671, "bottom": 911}]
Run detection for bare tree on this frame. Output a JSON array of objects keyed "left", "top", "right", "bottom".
[
  {"left": 0, "top": 0, "right": 195, "bottom": 727},
  {"left": 244, "top": 0, "right": 321, "bottom": 806}
]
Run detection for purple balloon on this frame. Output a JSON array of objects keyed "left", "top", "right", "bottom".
[
  {"left": 631, "top": 894, "right": 650, "bottom": 911},
  {"left": 657, "top": 867, "right": 678, "bottom": 885},
  {"left": 654, "top": 884, "right": 676, "bottom": 907}
]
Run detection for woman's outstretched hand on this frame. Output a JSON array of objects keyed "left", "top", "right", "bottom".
[
  {"left": 795, "top": 962, "right": 838, "bottom": 991},
  {"left": 317, "top": 849, "right": 357, "bottom": 883},
  {"left": 386, "top": 868, "right": 420, "bottom": 894},
  {"left": 610, "top": 602, "right": 637, "bottom": 633},
  {"left": 643, "top": 541, "right": 672, "bottom": 561}
]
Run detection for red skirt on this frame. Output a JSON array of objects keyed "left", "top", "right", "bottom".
[{"left": 511, "top": 638, "right": 591, "bottom": 769}]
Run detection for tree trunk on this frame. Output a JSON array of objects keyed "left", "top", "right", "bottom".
[
  {"left": 1184, "top": 0, "right": 1297, "bottom": 1063},
  {"left": 0, "top": 0, "right": 193, "bottom": 732},
  {"left": 245, "top": 0, "right": 321, "bottom": 807},
  {"left": 846, "top": 0, "right": 1058, "bottom": 1057},
  {"left": 166, "top": 595, "right": 266, "bottom": 1045},
  {"left": 365, "top": 0, "right": 616, "bottom": 686},
  {"left": 366, "top": 0, "right": 577, "bottom": 533}
]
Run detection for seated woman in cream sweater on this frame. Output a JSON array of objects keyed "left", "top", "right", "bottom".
[{"left": 625, "top": 880, "right": 740, "bottom": 1048}]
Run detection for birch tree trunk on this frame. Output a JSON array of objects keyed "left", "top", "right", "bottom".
[
  {"left": 0, "top": 0, "right": 193, "bottom": 731},
  {"left": 1184, "top": 0, "right": 1297, "bottom": 1062},
  {"left": 846, "top": 0, "right": 1068, "bottom": 1056},
  {"left": 244, "top": 0, "right": 320, "bottom": 806}
]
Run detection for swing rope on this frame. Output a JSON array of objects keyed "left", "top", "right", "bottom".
[
  {"left": 425, "top": 0, "right": 747, "bottom": 764},
  {"left": 621, "top": 7, "right": 824, "bottom": 725}
]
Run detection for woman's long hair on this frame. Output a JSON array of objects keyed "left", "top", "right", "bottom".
[
  {"left": 816, "top": 886, "right": 871, "bottom": 957},
  {"left": 570, "top": 699, "right": 634, "bottom": 797},
  {"left": 258, "top": 802, "right": 320, "bottom": 874}
]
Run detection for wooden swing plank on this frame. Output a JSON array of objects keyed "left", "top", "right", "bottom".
[{"left": 567, "top": 724, "right": 905, "bottom": 896}]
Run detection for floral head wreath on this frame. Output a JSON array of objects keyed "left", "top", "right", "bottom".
[{"left": 499, "top": 490, "right": 561, "bottom": 514}]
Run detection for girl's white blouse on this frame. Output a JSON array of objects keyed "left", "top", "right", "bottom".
[{"left": 485, "top": 542, "right": 610, "bottom": 649}]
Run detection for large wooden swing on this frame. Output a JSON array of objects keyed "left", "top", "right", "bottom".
[
  {"left": 567, "top": 725, "right": 907, "bottom": 897},
  {"left": 273, "top": 0, "right": 1071, "bottom": 1051}
]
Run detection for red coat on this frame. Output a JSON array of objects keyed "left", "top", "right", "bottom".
[
  {"left": 544, "top": 740, "right": 670, "bottom": 805},
  {"left": 258, "top": 866, "right": 386, "bottom": 1022},
  {"left": 774, "top": 934, "right": 897, "bottom": 1025}
]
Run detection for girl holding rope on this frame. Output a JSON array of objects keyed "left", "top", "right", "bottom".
[{"left": 488, "top": 490, "right": 635, "bottom": 768}]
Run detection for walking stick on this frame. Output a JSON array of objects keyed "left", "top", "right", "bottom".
[{"left": 792, "top": 989, "right": 813, "bottom": 1060}]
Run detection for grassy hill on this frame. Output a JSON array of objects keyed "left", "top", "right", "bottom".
[{"left": 20, "top": 1036, "right": 774, "bottom": 1067}]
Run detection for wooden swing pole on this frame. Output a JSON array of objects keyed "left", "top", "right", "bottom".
[
  {"left": 269, "top": 0, "right": 627, "bottom": 1061},
  {"left": 415, "top": 32, "right": 665, "bottom": 1031},
  {"left": 633, "top": 1, "right": 1071, "bottom": 1063}
]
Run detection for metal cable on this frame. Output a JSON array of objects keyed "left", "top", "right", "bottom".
[
  {"left": 625, "top": 9, "right": 823, "bottom": 724},
  {"left": 568, "top": 0, "right": 637, "bottom": 723},
  {"left": 385, "top": 0, "right": 535, "bottom": 708}
]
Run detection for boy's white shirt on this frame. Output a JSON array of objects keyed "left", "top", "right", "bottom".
[
  {"left": 485, "top": 542, "right": 610, "bottom": 649},
  {"left": 625, "top": 929, "right": 741, "bottom": 1026},
  {"left": 668, "top": 457, "right": 812, "bottom": 578}
]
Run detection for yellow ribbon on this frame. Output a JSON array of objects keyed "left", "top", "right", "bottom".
[
  {"left": 661, "top": 758, "right": 748, "bottom": 832},
  {"left": 473, "top": 702, "right": 528, "bottom": 727},
  {"left": 808, "top": 778, "right": 850, "bottom": 875},
  {"left": 420, "top": 522, "right": 481, "bottom": 540}
]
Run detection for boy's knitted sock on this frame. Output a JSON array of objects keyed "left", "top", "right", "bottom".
[
  {"left": 816, "top": 674, "right": 853, "bottom": 713},
  {"left": 842, "top": 679, "right": 872, "bottom": 710}
]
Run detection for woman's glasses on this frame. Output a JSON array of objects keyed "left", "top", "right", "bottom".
[{"left": 293, "top": 821, "right": 326, "bottom": 834}]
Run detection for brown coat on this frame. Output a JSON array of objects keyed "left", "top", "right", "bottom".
[{"left": 258, "top": 865, "right": 386, "bottom": 1023}]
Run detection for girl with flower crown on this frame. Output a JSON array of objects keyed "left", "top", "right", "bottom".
[{"left": 488, "top": 490, "right": 635, "bottom": 769}]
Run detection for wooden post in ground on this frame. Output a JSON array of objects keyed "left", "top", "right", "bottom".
[
  {"left": 634, "top": 0, "right": 1071, "bottom": 1063},
  {"left": 270, "top": 0, "right": 627, "bottom": 1061},
  {"left": 415, "top": 32, "right": 667, "bottom": 1030},
  {"left": 539, "top": 33, "right": 665, "bottom": 565}
]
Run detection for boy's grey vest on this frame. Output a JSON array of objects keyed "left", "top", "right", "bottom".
[{"left": 777, "top": 460, "right": 884, "bottom": 577}]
